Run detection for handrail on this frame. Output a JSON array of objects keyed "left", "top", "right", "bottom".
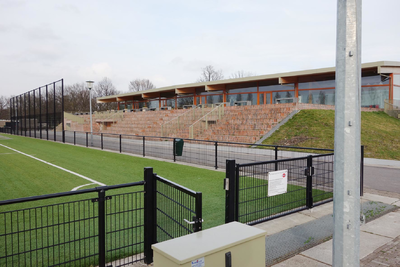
[
  {"left": 189, "top": 104, "right": 224, "bottom": 139},
  {"left": 161, "top": 106, "right": 210, "bottom": 137},
  {"left": 384, "top": 99, "right": 400, "bottom": 119}
]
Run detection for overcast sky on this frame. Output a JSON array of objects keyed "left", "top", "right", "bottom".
[{"left": 1, "top": 0, "right": 399, "bottom": 97}]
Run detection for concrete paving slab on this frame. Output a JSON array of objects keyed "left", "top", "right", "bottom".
[
  {"left": 362, "top": 193, "right": 399, "bottom": 205},
  {"left": 300, "top": 232, "right": 391, "bottom": 265},
  {"left": 300, "top": 202, "right": 333, "bottom": 219},
  {"left": 392, "top": 200, "right": 400, "bottom": 206},
  {"left": 361, "top": 211, "right": 400, "bottom": 238},
  {"left": 364, "top": 158, "right": 400, "bottom": 169},
  {"left": 254, "top": 212, "right": 314, "bottom": 235},
  {"left": 300, "top": 240, "right": 332, "bottom": 265},
  {"left": 272, "top": 255, "right": 330, "bottom": 266}
]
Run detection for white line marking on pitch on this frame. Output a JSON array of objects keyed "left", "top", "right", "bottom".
[
  {"left": 0, "top": 144, "right": 106, "bottom": 188},
  {"left": 72, "top": 183, "right": 97, "bottom": 191}
]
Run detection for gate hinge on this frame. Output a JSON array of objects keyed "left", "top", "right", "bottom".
[{"left": 304, "top": 166, "right": 314, "bottom": 176}]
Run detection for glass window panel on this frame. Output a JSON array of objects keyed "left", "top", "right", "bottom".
[
  {"left": 226, "top": 86, "right": 257, "bottom": 93},
  {"left": 149, "top": 100, "right": 158, "bottom": 109},
  {"left": 362, "top": 75, "right": 389, "bottom": 86},
  {"left": 298, "top": 89, "right": 335, "bottom": 105},
  {"left": 361, "top": 86, "right": 388, "bottom": 108},
  {"left": 299, "top": 80, "right": 335, "bottom": 89},
  {"left": 394, "top": 74, "right": 400, "bottom": 86},
  {"left": 273, "top": 91, "right": 294, "bottom": 103},
  {"left": 394, "top": 75, "right": 400, "bottom": 100},
  {"left": 207, "top": 94, "right": 223, "bottom": 104},
  {"left": 260, "top": 93, "right": 271, "bottom": 104},
  {"left": 177, "top": 97, "right": 194, "bottom": 108},
  {"left": 167, "top": 99, "right": 176, "bottom": 108},
  {"left": 198, "top": 90, "right": 223, "bottom": 95},
  {"left": 226, "top": 94, "right": 257, "bottom": 106},
  {"left": 259, "top": 84, "right": 294, "bottom": 92}
]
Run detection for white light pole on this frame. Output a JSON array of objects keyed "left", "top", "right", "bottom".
[{"left": 86, "top": 80, "right": 94, "bottom": 147}]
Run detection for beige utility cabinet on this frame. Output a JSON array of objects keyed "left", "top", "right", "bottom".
[{"left": 152, "top": 222, "right": 266, "bottom": 267}]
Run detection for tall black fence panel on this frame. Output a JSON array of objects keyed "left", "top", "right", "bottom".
[{"left": 9, "top": 79, "right": 64, "bottom": 142}]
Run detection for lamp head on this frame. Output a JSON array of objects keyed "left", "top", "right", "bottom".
[{"left": 86, "top": 80, "right": 94, "bottom": 90}]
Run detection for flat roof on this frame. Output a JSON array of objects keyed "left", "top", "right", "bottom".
[{"left": 97, "top": 61, "right": 400, "bottom": 103}]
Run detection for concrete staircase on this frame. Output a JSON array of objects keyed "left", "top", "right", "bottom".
[
  {"left": 195, "top": 104, "right": 296, "bottom": 143},
  {"left": 98, "top": 109, "right": 187, "bottom": 136}
]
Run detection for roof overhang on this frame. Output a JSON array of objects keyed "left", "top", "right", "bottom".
[{"left": 96, "top": 61, "right": 400, "bottom": 103}]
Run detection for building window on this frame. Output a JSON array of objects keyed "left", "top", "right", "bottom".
[
  {"left": 177, "top": 96, "right": 194, "bottom": 108},
  {"left": 227, "top": 93, "right": 257, "bottom": 106},
  {"left": 361, "top": 86, "right": 388, "bottom": 108},
  {"left": 273, "top": 91, "right": 295, "bottom": 104},
  {"left": 298, "top": 89, "right": 335, "bottom": 105},
  {"left": 299, "top": 80, "right": 335, "bottom": 89},
  {"left": 362, "top": 75, "right": 390, "bottom": 86},
  {"left": 393, "top": 75, "right": 400, "bottom": 100}
]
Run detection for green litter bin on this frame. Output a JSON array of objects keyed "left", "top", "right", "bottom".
[{"left": 174, "top": 138, "right": 184, "bottom": 156}]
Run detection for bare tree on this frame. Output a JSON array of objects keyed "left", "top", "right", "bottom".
[
  {"left": 64, "top": 83, "right": 91, "bottom": 112},
  {"left": 94, "top": 77, "right": 120, "bottom": 111},
  {"left": 128, "top": 79, "right": 156, "bottom": 92},
  {"left": 229, "top": 70, "right": 255, "bottom": 79},
  {"left": 197, "top": 65, "right": 224, "bottom": 82}
]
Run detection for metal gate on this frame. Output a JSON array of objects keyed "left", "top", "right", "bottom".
[{"left": 0, "top": 168, "right": 202, "bottom": 267}]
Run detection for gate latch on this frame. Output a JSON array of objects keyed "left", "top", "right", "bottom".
[
  {"left": 184, "top": 218, "right": 204, "bottom": 225},
  {"left": 224, "top": 178, "right": 229, "bottom": 191},
  {"left": 304, "top": 166, "right": 314, "bottom": 176}
]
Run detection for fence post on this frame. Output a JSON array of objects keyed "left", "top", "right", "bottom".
[
  {"left": 306, "top": 155, "right": 314, "bottom": 209},
  {"left": 144, "top": 167, "right": 156, "bottom": 264},
  {"left": 101, "top": 133, "right": 103, "bottom": 150},
  {"left": 194, "top": 192, "right": 203, "bottom": 232},
  {"left": 98, "top": 189, "right": 106, "bottom": 267},
  {"left": 74, "top": 131, "right": 76, "bottom": 145},
  {"left": 173, "top": 138, "right": 176, "bottom": 162},
  {"left": 86, "top": 132, "right": 88, "bottom": 147},
  {"left": 274, "top": 146, "right": 278, "bottom": 171},
  {"left": 360, "top": 145, "right": 364, "bottom": 196},
  {"left": 215, "top": 142, "right": 218, "bottom": 169},
  {"left": 119, "top": 134, "right": 122, "bottom": 153},
  {"left": 225, "top": 160, "right": 236, "bottom": 223},
  {"left": 143, "top": 136, "right": 145, "bottom": 157}
]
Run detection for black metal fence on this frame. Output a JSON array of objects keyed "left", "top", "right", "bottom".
[
  {"left": 225, "top": 149, "right": 363, "bottom": 225},
  {"left": 61, "top": 130, "right": 334, "bottom": 170},
  {"left": 0, "top": 168, "right": 202, "bottom": 266},
  {"left": 8, "top": 79, "right": 64, "bottom": 142}
]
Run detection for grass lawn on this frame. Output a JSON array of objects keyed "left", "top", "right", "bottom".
[{"left": 262, "top": 110, "right": 400, "bottom": 160}]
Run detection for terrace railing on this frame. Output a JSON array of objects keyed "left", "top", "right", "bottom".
[
  {"left": 161, "top": 106, "right": 211, "bottom": 137},
  {"left": 384, "top": 99, "right": 400, "bottom": 119},
  {"left": 189, "top": 104, "right": 224, "bottom": 139}
]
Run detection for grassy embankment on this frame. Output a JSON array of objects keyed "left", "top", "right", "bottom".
[{"left": 262, "top": 110, "right": 400, "bottom": 160}]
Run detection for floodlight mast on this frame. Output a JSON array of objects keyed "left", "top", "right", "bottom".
[
  {"left": 333, "top": 0, "right": 361, "bottom": 266},
  {"left": 86, "top": 81, "right": 94, "bottom": 147}
]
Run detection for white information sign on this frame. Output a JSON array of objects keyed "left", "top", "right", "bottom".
[
  {"left": 191, "top": 257, "right": 205, "bottom": 267},
  {"left": 268, "top": 170, "right": 288, "bottom": 197}
]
